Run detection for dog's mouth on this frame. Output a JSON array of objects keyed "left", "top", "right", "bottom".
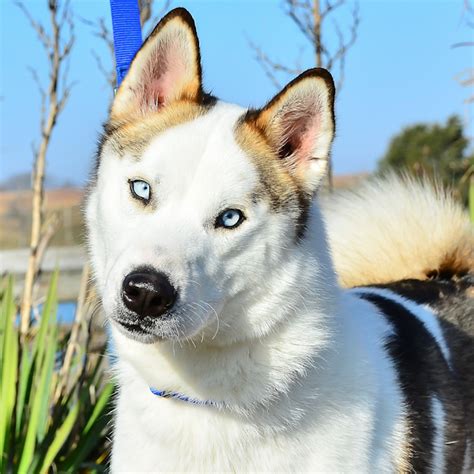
[
  {"left": 111, "top": 300, "right": 221, "bottom": 343},
  {"left": 111, "top": 301, "right": 186, "bottom": 343},
  {"left": 118, "top": 320, "right": 146, "bottom": 332},
  {"left": 112, "top": 316, "right": 162, "bottom": 343}
]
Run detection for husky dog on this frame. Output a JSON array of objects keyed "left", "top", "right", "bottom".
[{"left": 86, "top": 8, "right": 474, "bottom": 472}]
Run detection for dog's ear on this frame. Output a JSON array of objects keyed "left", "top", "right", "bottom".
[
  {"left": 111, "top": 8, "right": 202, "bottom": 120},
  {"left": 245, "top": 69, "right": 335, "bottom": 193}
]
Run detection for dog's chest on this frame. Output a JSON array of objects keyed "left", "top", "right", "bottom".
[{"left": 111, "top": 378, "right": 403, "bottom": 472}]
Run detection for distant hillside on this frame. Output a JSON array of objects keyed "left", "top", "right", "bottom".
[
  {"left": 0, "top": 188, "right": 84, "bottom": 249},
  {"left": 0, "top": 172, "right": 77, "bottom": 192},
  {"left": 332, "top": 173, "right": 369, "bottom": 189}
]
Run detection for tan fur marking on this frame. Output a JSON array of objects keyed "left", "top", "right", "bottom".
[
  {"left": 427, "top": 243, "right": 474, "bottom": 280},
  {"left": 321, "top": 176, "right": 474, "bottom": 288},
  {"left": 234, "top": 119, "right": 311, "bottom": 239},
  {"left": 396, "top": 427, "right": 414, "bottom": 474},
  {"left": 106, "top": 101, "right": 210, "bottom": 158},
  {"left": 234, "top": 120, "right": 300, "bottom": 208}
]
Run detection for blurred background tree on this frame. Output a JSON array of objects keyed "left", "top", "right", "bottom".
[{"left": 377, "top": 115, "right": 474, "bottom": 202}]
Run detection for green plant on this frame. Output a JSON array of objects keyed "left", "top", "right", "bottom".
[
  {"left": 377, "top": 115, "right": 474, "bottom": 204},
  {"left": 0, "top": 274, "right": 113, "bottom": 473}
]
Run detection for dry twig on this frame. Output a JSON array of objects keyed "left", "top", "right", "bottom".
[
  {"left": 54, "top": 264, "right": 91, "bottom": 403},
  {"left": 17, "top": 0, "right": 75, "bottom": 339},
  {"left": 453, "top": 0, "right": 474, "bottom": 104},
  {"left": 250, "top": 0, "right": 360, "bottom": 91}
]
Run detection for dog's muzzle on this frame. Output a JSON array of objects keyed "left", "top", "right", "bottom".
[{"left": 122, "top": 269, "right": 177, "bottom": 318}]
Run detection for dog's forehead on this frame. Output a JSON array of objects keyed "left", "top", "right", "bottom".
[
  {"left": 100, "top": 100, "right": 307, "bottom": 228},
  {"left": 138, "top": 103, "right": 258, "bottom": 187}
]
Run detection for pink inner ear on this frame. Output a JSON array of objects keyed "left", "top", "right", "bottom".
[
  {"left": 279, "top": 110, "right": 320, "bottom": 166},
  {"left": 139, "top": 41, "right": 188, "bottom": 111}
]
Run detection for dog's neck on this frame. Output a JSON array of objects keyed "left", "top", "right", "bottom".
[{"left": 114, "top": 290, "right": 341, "bottom": 417}]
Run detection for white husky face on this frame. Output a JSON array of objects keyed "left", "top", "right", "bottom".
[{"left": 86, "top": 9, "right": 335, "bottom": 345}]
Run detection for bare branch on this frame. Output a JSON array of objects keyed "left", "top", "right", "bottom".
[
  {"left": 139, "top": 0, "right": 153, "bottom": 25},
  {"left": 455, "top": 69, "right": 474, "bottom": 103},
  {"left": 15, "top": 1, "right": 52, "bottom": 51},
  {"left": 285, "top": 0, "right": 315, "bottom": 44},
  {"left": 28, "top": 67, "right": 47, "bottom": 132},
  {"left": 92, "top": 50, "right": 116, "bottom": 89},
  {"left": 452, "top": 41, "right": 474, "bottom": 49},
  {"left": 142, "top": 0, "right": 172, "bottom": 37},
  {"left": 60, "top": 14, "right": 75, "bottom": 61},
  {"left": 54, "top": 263, "right": 91, "bottom": 403},
  {"left": 453, "top": 0, "right": 474, "bottom": 104},
  {"left": 18, "top": 0, "right": 75, "bottom": 338},
  {"left": 35, "top": 212, "right": 59, "bottom": 276},
  {"left": 321, "top": 0, "right": 345, "bottom": 20},
  {"left": 328, "top": 2, "right": 360, "bottom": 89},
  {"left": 248, "top": 39, "right": 303, "bottom": 89}
]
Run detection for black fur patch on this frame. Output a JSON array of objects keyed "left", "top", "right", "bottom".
[
  {"left": 359, "top": 291, "right": 467, "bottom": 472},
  {"left": 370, "top": 277, "right": 474, "bottom": 470},
  {"left": 369, "top": 275, "right": 474, "bottom": 308}
]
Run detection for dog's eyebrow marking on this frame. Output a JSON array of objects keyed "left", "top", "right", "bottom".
[
  {"left": 102, "top": 99, "right": 217, "bottom": 160},
  {"left": 234, "top": 115, "right": 312, "bottom": 241}
]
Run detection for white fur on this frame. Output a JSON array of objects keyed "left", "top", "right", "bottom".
[
  {"left": 463, "top": 439, "right": 472, "bottom": 473},
  {"left": 431, "top": 396, "right": 446, "bottom": 473},
  {"left": 86, "top": 102, "right": 414, "bottom": 472}
]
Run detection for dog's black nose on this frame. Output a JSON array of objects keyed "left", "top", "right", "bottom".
[{"left": 122, "top": 271, "right": 176, "bottom": 318}]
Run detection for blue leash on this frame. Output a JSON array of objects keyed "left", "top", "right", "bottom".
[{"left": 109, "top": 0, "right": 143, "bottom": 87}]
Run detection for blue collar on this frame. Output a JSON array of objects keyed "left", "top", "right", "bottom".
[{"left": 149, "top": 387, "right": 224, "bottom": 408}]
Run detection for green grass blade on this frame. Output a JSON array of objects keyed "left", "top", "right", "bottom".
[
  {"left": 27, "top": 385, "right": 78, "bottom": 474},
  {"left": 17, "top": 350, "right": 52, "bottom": 474},
  {"left": 2, "top": 271, "right": 111, "bottom": 472},
  {"left": 32, "top": 270, "right": 58, "bottom": 362},
  {"left": 0, "top": 278, "right": 9, "bottom": 383},
  {"left": 0, "top": 277, "right": 18, "bottom": 472},
  {"left": 17, "top": 274, "right": 58, "bottom": 474},
  {"left": 15, "top": 348, "right": 33, "bottom": 437},
  {"left": 37, "top": 322, "right": 58, "bottom": 442},
  {"left": 59, "top": 383, "right": 114, "bottom": 471},
  {"left": 84, "top": 383, "right": 114, "bottom": 435},
  {"left": 38, "top": 402, "right": 79, "bottom": 474}
]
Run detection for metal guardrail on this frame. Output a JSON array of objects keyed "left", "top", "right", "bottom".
[
  {"left": 1, "top": 246, "right": 87, "bottom": 301},
  {"left": 0, "top": 246, "right": 86, "bottom": 274}
]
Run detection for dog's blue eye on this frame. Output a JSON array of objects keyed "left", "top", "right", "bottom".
[
  {"left": 215, "top": 209, "right": 245, "bottom": 229},
  {"left": 130, "top": 180, "right": 151, "bottom": 203}
]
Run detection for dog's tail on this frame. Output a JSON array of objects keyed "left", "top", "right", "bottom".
[{"left": 320, "top": 174, "right": 473, "bottom": 288}]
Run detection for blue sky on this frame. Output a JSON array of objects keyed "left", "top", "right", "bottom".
[{"left": 0, "top": 0, "right": 473, "bottom": 186}]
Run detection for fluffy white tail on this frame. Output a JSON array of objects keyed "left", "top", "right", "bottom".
[{"left": 321, "top": 175, "right": 473, "bottom": 288}]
